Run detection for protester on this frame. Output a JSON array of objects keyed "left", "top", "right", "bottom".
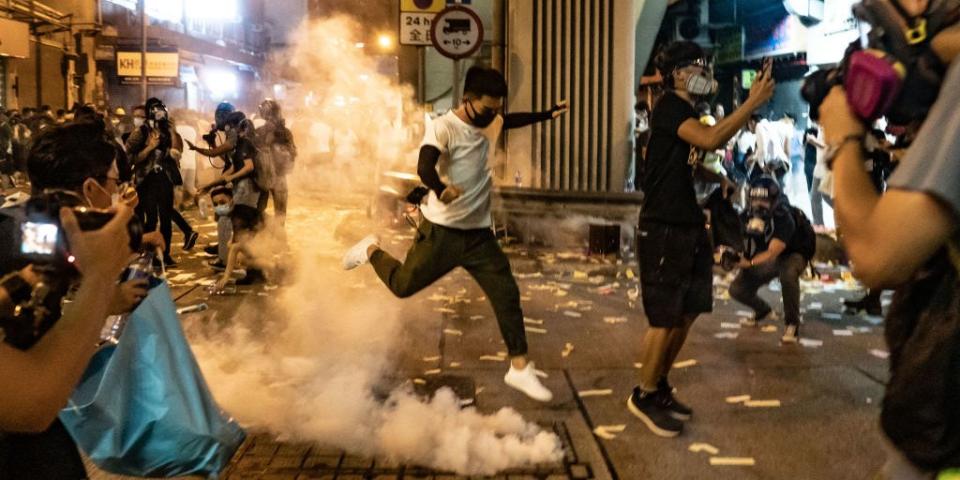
[
  {"left": 341, "top": 66, "right": 568, "bottom": 403},
  {"left": 818, "top": 0, "right": 960, "bottom": 476},
  {"left": 730, "top": 176, "right": 815, "bottom": 343},
  {"left": 255, "top": 99, "right": 297, "bottom": 225},
  {"left": 631, "top": 41, "right": 773, "bottom": 437}
]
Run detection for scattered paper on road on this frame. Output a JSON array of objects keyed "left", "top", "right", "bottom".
[
  {"left": 562, "top": 343, "right": 575, "bottom": 358},
  {"left": 469, "top": 315, "right": 484, "bottom": 320},
  {"left": 578, "top": 389, "right": 614, "bottom": 397},
  {"left": 673, "top": 359, "right": 698, "bottom": 369},
  {"left": 689, "top": 443, "right": 720, "bottom": 455},
  {"left": 593, "top": 424, "right": 626, "bottom": 440},
  {"left": 479, "top": 355, "right": 506, "bottom": 362},
  {"left": 799, "top": 338, "right": 824, "bottom": 348},
  {"left": 555, "top": 290, "right": 569, "bottom": 297},
  {"left": 870, "top": 349, "right": 890, "bottom": 359},
  {"left": 434, "top": 307, "right": 457, "bottom": 314},
  {"left": 449, "top": 362, "right": 461, "bottom": 368},
  {"left": 808, "top": 302, "right": 823, "bottom": 310},
  {"left": 563, "top": 311, "right": 582, "bottom": 318},
  {"left": 525, "top": 326, "right": 548, "bottom": 334},
  {"left": 604, "top": 316, "right": 628, "bottom": 324},
  {"left": 413, "top": 378, "right": 426, "bottom": 385},
  {"left": 833, "top": 329, "right": 854, "bottom": 336},
  {"left": 524, "top": 317, "right": 544, "bottom": 325},
  {"left": 726, "top": 395, "right": 751, "bottom": 404},
  {"left": 710, "top": 457, "right": 756, "bottom": 466},
  {"left": 761, "top": 325, "right": 778, "bottom": 333},
  {"left": 424, "top": 369, "right": 441, "bottom": 376},
  {"left": 736, "top": 310, "right": 753, "bottom": 317},
  {"left": 822, "top": 312, "right": 843, "bottom": 320},
  {"left": 443, "top": 328, "right": 463, "bottom": 336},
  {"left": 744, "top": 399, "right": 781, "bottom": 408},
  {"left": 720, "top": 322, "right": 741, "bottom": 329},
  {"left": 422, "top": 356, "right": 441, "bottom": 362},
  {"left": 715, "top": 332, "right": 739, "bottom": 339}
]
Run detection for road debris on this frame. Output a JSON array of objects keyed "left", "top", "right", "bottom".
[
  {"left": 525, "top": 326, "right": 548, "bottom": 334},
  {"left": 672, "top": 359, "right": 698, "bottom": 369},
  {"left": 443, "top": 328, "right": 463, "bottom": 336},
  {"left": 715, "top": 332, "right": 739, "bottom": 339},
  {"left": 689, "top": 443, "right": 720, "bottom": 455},
  {"left": 761, "top": 325, "right": 778, "bottom": 333},
  {"left": 604, "top": 316, "right": 628, "bottom": 324},
  {"left": 744, "top": 399, "right": 781, "bottom": 408},
  {"left": 593, "top": 424, "right": 626, "bottom": 440},
  {"left": 833, "top": 329, "right": 854, "bottom": 336},
  {"left": 449, "top": 362, "right": 461, "bottom": 368},
  {"left": 561, "top": 343, "right": 575, "bottom": 358},
  {"left": 799, "top": 338, "right": 824, "bottom": 348},
  {"left": 479, "top": 355, "right": 506, "bottom": 362},
  {"left": 720, "top": 322, "right": 741, "bottom": 329},
  {"left": 710, "top": 457, "right": 756, "bottom": 466},
  {"left": 578, "top": 389, "right": 614, "bottom": 397},
  {"left": 412, "top": 378, "right": 427, "bottom": 385},
  {"left": 434, "top": 307, "right": 457, "bottom": 314},
  {"left": 422, "top": 356, "right": 441, "bottom": 362},
  {"left": 424, "top": 369, "right": 441, "bottom": 376},
  {"left": 870, "top": 349, "right": 890, "bottom": 359},
  {"left": 563, "top": 311, "right": 583, "bottom": 318},
  {"left": 725, "top": 395, "right": 751, "bottom": 404},
  {"left": 524, "top": 317, "right": 545, "bottom": 325},
  {"left": 469, "top": 315, "right": 484, "bottom": 320}
]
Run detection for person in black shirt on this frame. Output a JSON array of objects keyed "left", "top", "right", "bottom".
[
  {"left": 629, "top": 41, "right": 774, "bottom": 438},
  {"left": 730, "top": 176, "right": 807, "bottom": 343}
]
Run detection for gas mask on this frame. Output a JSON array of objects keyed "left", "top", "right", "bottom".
[
  {"left": 465, "top": 100, "right": 497, "bottom": 128},
  {"left": 745, "top": 204, "right": 772, "bottom": 237},
  {"left": 685, "top": 69, "right": 718, "bottom": 96},
  {"left": 214, "top": 204, "right": 232, "bottom": 217}
]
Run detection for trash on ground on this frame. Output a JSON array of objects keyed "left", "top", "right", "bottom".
[
  {"left": 720, "top": 322, "right": 741, "bottom": 329},
  {"left": 593, "top": 424, "right": 626, "bottom": 440},
  {"left": 673, "top": 359, "right": 697, "bottom": 369},
  {"left": 413, "top": 378, "right": 427, "bottom": 385},
  {"left": 578, "top": 389, "right": 614, "bottom": 397},
  {"left": 604, "top": 316, "right": 628, "bottom": 324},
  {"left": 726, "top": 395, "right": 751, "bottom": 404},
  {"left": 449, "top": 362, "right": 461, "bottom": 368},
  {"left": 715, "top": 332, "right": 739, "bottom": 339},
  {"left": 469, "top": 315, "right": 484, "bottom": 320},
  {"left": 434, "top": 307, "right": 457, "bottom": 314},
  {"left": 833, "top": 329, "right": 854, "bottom": 336},
  {"left": 563, "top": 311, "right": 582, "bottom": 318},
  {"left": 524, "top": 317, "right": 544, "bottom": 325},
  {"left": 808, "top": 302, "right": 823, "bottom": 310},
  {"left": 525, "top": 326, "right": 547, "bottom": 334},
  {"left": 736, "top": 310, "right": 753, "bottom": 317},
  {"left": 799, "top": 338, "right": 824, "bottom": 348},
  {"left": 744, "top": 399, "right": 781, "bottom": 408},
  {"left": 822, "top": 312, "right": 843, "bottom": 320},
  {"left": 479, "top": 355, "right": 506, "bottom": 362},
  {"left": 562, "top": 343, "right": 575, "bottom": 358},
  {"left": 443, "top": 328, "right": 463, "bottom": 336},
  {"left": 761, "top": 325, "right": 778, "bottom": 333},
  {"left": 710, "top": 457, "right": 756, "bottom": 466},
  {"left": 689, "top": 443, "right": 720, "bottom": 455},
  {"left": 422, "top": 356, "right": 441, "bottom": 362},
  {"left": 424, "top": 369, "right": 441, "bottom": 376},
  {"left": 870, "top": 349, "right": 890, "bottom": 359}
]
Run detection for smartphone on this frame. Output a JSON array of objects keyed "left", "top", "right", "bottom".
[{"left": 20, "top": 221, "right": 59, "bottom": 258}]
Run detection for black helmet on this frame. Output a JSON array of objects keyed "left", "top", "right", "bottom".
[
  {"left": 747, "top": 175, "right": 782, "bottom": 210},
  {"left": 145, "top": 97, "right": 168, "bottom": 122}
]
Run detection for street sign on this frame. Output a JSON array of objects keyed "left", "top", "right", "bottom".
[
  {"left": 401, "top": 0, "right": 444, "bottom": 13},
  {"left": 401, "top": 12, "right": 434, "bottom": 45},
  {"left": 431, "top": 5, "right": 483, "bottom": 60}
]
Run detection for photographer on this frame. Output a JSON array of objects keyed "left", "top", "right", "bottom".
[
  {"left": 730, "top": 176, "right": 816, "bottom": 344},
  {"left": 630, "top": 40, "right": 774, "bottom": 438},
  {"left": 817, "top": 0, "right": 960, "bottom": 476}
]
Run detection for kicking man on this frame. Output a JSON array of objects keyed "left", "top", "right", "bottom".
[{"left": 343, "top": 66, "right": 567, "bottom": 402}]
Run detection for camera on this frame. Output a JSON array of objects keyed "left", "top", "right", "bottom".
[
  {"left": 715, "top": 246, "right": 742, "bottom": 272},
  {"left": 5, "top": 190, "right": 143, "bottom": 270},
  {"left": 0, "top": 190, "right": 144, "bottom": 349},
  {"left": 802, "top": 0, "right": 957, "bottom": 125}
]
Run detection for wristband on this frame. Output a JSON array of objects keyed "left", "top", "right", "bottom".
[
  {"left": 1, "top": 273, "right": 33, "bottom": 305},
  {"left": 825, "top": 134, "right": 865, "bottom": 170}
]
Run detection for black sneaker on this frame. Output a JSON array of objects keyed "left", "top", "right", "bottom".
[
  {"left": 844, "top": 297, "right": 882, "bottom": 316},
  {"left": 657, "top": 379, "right": 693, "bottom": 421},
  {"left": 208, "top": 259, "right": 226, "bottom": 272},
  {"left": 204, "top": 244, "right": 219, "bottom": 256},
  {"left": 183, "top": 231, "right": 200, "bottom": 251},
  {"left": 626, "top": 387, "right": 683, "bottom": 437},
  {"left": 162, "top": 255, "right": 178, "bottom": 268}
]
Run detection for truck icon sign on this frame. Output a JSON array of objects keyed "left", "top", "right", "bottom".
[{"left": 443, "top": 19, "right": 471, "bottom": 35}]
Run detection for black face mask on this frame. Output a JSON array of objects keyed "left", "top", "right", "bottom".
[{"left": 466, "top": 101, "right": 497, "bottom": 128}]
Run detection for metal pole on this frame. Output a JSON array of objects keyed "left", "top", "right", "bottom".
[
  {"left": 32, "top": 0, "right": 41, "bottom": 108},
  {"left": 493, "top": 0, "right": 505, "bottom": 73},
  {"left": 140, "top": 0, "right": 147, "bottom": 104},
  {"left": 417, "top": 47, "right": 425, "bottom": 104},
  {"left": 452, "top": 58, "right": 460, "bottom": 106}
]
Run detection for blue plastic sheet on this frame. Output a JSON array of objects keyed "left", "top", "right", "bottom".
[{"left": 59, "top": 281, "right": 245, "bottom": 477}]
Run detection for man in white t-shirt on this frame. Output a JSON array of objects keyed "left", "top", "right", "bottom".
[{"left": 342, "top": 66, "right": 567, "bottom": 402}]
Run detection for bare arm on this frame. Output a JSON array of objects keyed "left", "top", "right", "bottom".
[
  {"left": 748, "top": 239, "right": 787, "bottom": 267},
  {"left": 225, "top": 158, "right": 254, "bottom": 183},
  {"left": 821, "top": 87, "right": 957, "bottom": 288},
  {"left": 0, "top": 207, "right": 133, "bottom": 432}
]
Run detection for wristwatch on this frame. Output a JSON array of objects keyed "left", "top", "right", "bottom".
[{"left": 1, "top": 273, "right": 33, "bottom": 305}]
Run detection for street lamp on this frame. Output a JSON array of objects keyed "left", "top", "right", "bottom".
[{"left": 377, "top": 34, "right": 393, "bottom": 51}]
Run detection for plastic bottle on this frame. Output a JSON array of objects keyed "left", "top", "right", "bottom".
[{"left": 99, "top": 252, "right": 155, "bottom": 346}]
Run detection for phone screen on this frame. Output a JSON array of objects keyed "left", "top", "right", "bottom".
[{"left": 21, "top": 222, "right": 59, "bottom": 256}]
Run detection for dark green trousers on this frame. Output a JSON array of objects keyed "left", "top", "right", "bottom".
[{"left": 370, "top": 218, "right": 528, "bottom": 356}]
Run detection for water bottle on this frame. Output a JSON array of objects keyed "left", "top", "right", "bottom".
[
  {"left": 99, "top": 252, "right": 156, "bottom": 346},
  {"left": 198, "top": 195, "right": 210, "bottom": 220},
  {"left": 514, "top": 170, "right": 522, "bottom": 188}
]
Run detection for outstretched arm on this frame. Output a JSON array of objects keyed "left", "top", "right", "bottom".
[{"left": 503, "top": 101, "right": 568, "bottom": 130}]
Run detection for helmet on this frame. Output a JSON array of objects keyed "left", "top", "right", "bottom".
[
  {"left": 214, "top": 101, "right": 236, "bottom": 130},
  {"left": 145, "top": 97, "right": 168, "bottom": 122},
  {"left": 748, "top": 176, "right": 781, "bottom": 205}
]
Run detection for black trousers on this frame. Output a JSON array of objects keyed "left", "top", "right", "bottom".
[
  {"left": 1, "top": 419, "right": 87, "bottom": 479},
  {"left": 138, "top": 172, "right": 177, "bottom": 257}
]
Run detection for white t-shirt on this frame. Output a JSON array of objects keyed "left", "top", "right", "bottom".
[
  {"left": 755, "top": 119, "right": 788, "bottom": 166},
  {"left": 419, "top": 111, "right": 502, "bottom": 230}
]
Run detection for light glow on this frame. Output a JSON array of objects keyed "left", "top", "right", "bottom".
[{"left": 377, "top": 34, "right": 393, "bottom": 50}]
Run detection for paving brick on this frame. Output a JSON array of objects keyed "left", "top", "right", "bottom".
[
  {"left": 269, "top": 455, "right": 305, "bottom": 469},
  {"left": 235, "top": 456, "right": 271, "bottom": 471},
  {"left": 569, "top": 464, "right": 590, "bottom": 479},
  {"left": 295, "top": 474, "right": 335, "bottom": 480},
  {"left": 248, "top": 443, "right": 280, "bottom": 457},
  {"left": 276, "top": 444, "right": 312, "bottom": 457},
  {"left": 260, "top": 474, "right": 298, "bottom": 480},
  {"left": 339, "top": 456, "right": 373, "bottom": 470},
  {"left": 301, "top": 455, "right": 341, "bottom": 470}
]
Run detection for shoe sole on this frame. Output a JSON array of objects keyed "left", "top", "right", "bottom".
[
  {"left": 503, "top": 378, "right": 553, "bottom": 402},
  {"left": 626, "top": 396, "right": 681, "bottom": 438}
]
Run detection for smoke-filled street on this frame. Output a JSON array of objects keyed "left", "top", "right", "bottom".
[{"left": 83, "top": 192, "right": 889, "bottom": 479}]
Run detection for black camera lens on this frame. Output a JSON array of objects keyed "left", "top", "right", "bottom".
[{"left": 72, "top": 208, "right": 144, "bottom": 253}]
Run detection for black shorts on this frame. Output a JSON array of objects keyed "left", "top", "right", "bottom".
[{"left": 638, "top": 221, "right": 713, "bottom": 328}]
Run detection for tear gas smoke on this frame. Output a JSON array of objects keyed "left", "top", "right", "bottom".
[{"left": 183, "top": 16, "right": 563, "bottom": 476}]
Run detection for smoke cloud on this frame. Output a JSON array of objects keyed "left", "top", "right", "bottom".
[{"left": 183, "top": 16, "right": 563, "bottom": 476}]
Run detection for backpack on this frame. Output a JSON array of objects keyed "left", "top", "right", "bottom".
[{"left": 790, "top": 206, "right": 816, "bottom": 260}]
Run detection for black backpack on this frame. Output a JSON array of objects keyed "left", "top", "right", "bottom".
[{"left": 790, "top": 206, "right": 816, "bottom": 260}]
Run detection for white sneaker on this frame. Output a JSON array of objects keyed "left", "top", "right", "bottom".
[
  {"left": 504, "top": 362, "right": 553, "bottom": 402},
  {"left": 781, "top": 324, "right": 799, "bottom": 344},
  {"left": 342, "top": 234, "right": 380, "bottom": 270}
]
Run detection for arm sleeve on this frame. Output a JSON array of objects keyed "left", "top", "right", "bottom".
[
  {"left": 887, "top": 62, "right": 960, "bottom": 219},
  {"left": 772, "top": 211, "right": 796, "bottom": 245},
  {"left": 503, "top": 110, "right": 553, "bottom": 130},
  {"left": 417, "top": 146, "right": 446, "bottom": 196}
]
